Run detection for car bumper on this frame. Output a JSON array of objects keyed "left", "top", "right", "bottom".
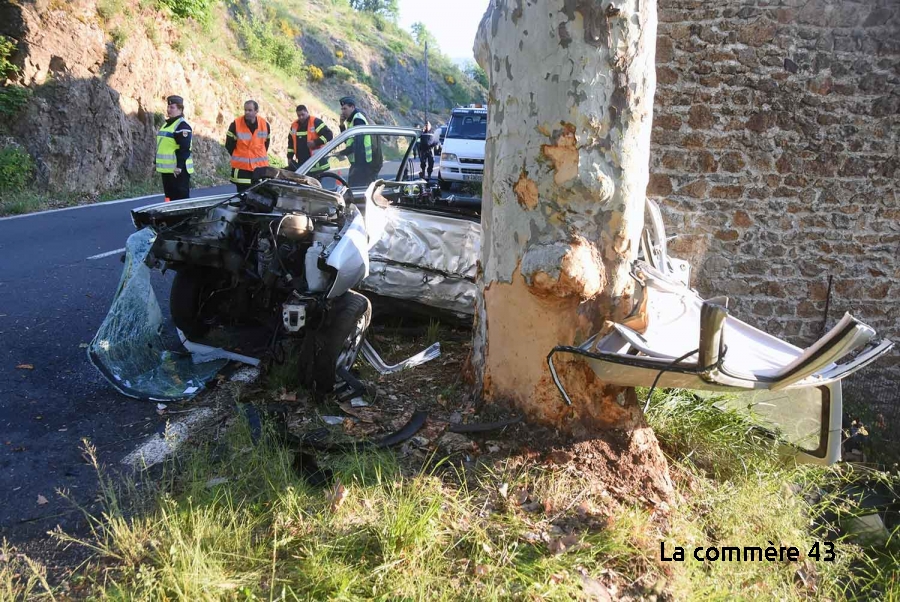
[{"left": 439, "top": 162, "right": 483, "bottom": 183}]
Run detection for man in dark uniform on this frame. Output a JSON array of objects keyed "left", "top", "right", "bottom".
[
  {"left": 417, "top": 121, "right": 440, "bottom": 180},
  {"left": 286, "top": 104, "right": 334, "bottom": 177},
  {"left": 155, "top": 95, "right": 193, "bottom": 201},
  {"left": 337, "top": 96, "right": 382, "bottom": 187}
]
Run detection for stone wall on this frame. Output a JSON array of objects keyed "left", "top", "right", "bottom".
[{"left": 649, "top": 0, "right": 900, "bottom": 377}]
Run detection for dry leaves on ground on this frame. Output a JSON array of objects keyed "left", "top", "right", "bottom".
[{"left": 328, "top": 480, "right": 348, "bottom": 511}]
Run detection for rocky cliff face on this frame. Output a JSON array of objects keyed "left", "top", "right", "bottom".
[
  {"left": 0, "top": 0, "right": 480, "bottom": 195},
  {"left": 2, "top": 0, "right": 239, "bottom": 193}
]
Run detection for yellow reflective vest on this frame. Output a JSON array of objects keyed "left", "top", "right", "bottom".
[
  {"left": 155, "top": 117, "right": 194, "bottom": 174},
  {"left": 345, "top": 111, "right": 373, "bottom": 164}
]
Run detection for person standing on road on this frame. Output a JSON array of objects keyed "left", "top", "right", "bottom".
[
  {"left": 156, "top": 95, "right": 194, "bottom": 201},
  {"left": 225, "top": 100, "right": 270, "bottom": 192},
  {"left": 338, "top": 96, "right": 382, "bottom": 187},
  {"left": 287, "top": 104, "right": 334, "bottom": 178},
  {"left": 417, "top": 121, "right": 440, "bottom": 180}
]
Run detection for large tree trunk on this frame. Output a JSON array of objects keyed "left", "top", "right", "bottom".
[{"left": 472, "top": 0, "right": 660, "bottom": 436}]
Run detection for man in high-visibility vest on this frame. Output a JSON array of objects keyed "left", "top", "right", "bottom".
[
  {"left": 225, "top": 100, "right": 270, "bottom": 192},
  {"left": 338, "top": 96, "right": 382, "bottom": 187},
  {"left": 155, "top": 95, "right": 194, "bottom": 201},
  {"left": 286, "top": 104, "right": 333, "bottom": 178}
]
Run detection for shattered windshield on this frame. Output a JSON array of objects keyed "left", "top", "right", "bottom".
[{"left": 87, "top": 228, "right": 228, "bottom": 401}]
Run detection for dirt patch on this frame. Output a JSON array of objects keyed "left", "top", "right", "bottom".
[{"left": 263, "top": 323, "right": 673, "bottom": 508}]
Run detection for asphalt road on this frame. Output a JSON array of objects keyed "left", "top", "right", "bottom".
[{"left": 0, "top": 185, "right": 232, "bottom": 549}]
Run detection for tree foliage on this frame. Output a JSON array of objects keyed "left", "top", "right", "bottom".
[
  {"left": 157, "top": 0, "right": 219, "bottom": 21},
  {"left": 410, "top": 22, "right": 437, "bottom": 49},
  {"left": 0, "top": 145, "right": 34, "bottom": 193},
  {"left": 348, "top": 0, "right": 398, "bottom": 20},
  {"left": 463, "top": 60, "right": 488, "bottom": 89},
  {"left": 234, "top": 13, "right": 305, "bottom": 72},
  {"left": 0, "top": 35, "right": 19, "bottom": 79}
]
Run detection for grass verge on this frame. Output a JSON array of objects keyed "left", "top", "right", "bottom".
[
  {"left": 4, "top": 389, "right": 899, "bottom": 599},
  {"left": 0, "top": 174, "right": 230, "bottom": 217}
]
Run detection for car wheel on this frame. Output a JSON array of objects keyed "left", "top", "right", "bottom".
[
  {"left": 312, "top": 290, "right": 372, "bottom": 392},
  {"left": 169, "top": 268, "right": 222, "bottom": 339},
  {"left": 439, "top": 176, "right": 452, "bottom": 191}
]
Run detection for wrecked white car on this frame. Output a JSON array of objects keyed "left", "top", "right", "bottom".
[
  {"left": 89, "top": 171, "right": 384, "bottom": 400},
  {"left": 89, "top": 126, "right": 480, "bottom": 401}
]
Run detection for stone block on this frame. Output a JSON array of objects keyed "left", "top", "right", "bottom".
[
  {"left": 647, "top": 173, "right": 673, "bottom": 197},
  {"left": 688, "top": 104, "right": 716, "bottom": 129}
]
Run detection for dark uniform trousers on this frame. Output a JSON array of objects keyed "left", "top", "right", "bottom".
[
  {"left": 419, "top": 154, "right": 435, "bottom": 179},
  {"left": 162, "top": 170, "right": 191, "bottom": 201}
]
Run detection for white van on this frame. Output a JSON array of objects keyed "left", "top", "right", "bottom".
[{"left": 438, "top": 106, "right": 487, "bottom": 190}]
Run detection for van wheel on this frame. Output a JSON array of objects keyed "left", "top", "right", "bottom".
[
  {"left": 312, "top": 291, "right": 372, "bottom": 392},
  {"left": 439, "top": 176, "right": 452, "bottom": 191}
]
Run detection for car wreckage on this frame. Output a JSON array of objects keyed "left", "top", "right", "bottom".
[{"left": 89, "top": 125, "right": 893, "bottom": 466}]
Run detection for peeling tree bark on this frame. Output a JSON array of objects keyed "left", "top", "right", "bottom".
[{"left": 473, "top": 0, "right": 661, "bottom": 436}]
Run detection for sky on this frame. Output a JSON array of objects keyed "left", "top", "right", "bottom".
[{"left": 397, "top": 0, "right": 490, "bottom": 64}]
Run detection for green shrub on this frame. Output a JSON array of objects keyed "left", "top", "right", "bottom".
[
  {"left": 234, "top": 13, "right": 304, "bottom": 72},
  {"left": 171, "top": 35, "right": 186, "bottom": 54},
  {"left": 97, "top": 0, "right": 124, "bottom": 21},
  {"left": 0, "top": 36, "right": 18, "bottom": 79},
  {"left": 348, "top": 0, "right": 398, "bottom": 19},
  {"left": 144, "top": 20, "right": 159, "bottom": 44},
  {"left": 111, "top": 23, "right": 131, "bottom": 49},
  {"left": 0, "top": 86, "right": 31, "bottom": 121},
  {"left": 0, "top": 146, "right": 35, "bottom": 193},
  {"left": 326, "top": 65, "right": 354, "bottom": 81},
  {"left": 465, "top": 61, "right": 488, "bottom": 88},
  {"left": 307, "top": 65, "right": 324, "bottom": 82},
  {"left": 0, "top": 189, "right": 43, "bottom": 216},
  {"left": 156, "top": 0, "right": 219, "bottom": 21}
]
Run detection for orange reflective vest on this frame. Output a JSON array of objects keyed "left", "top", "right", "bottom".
[
  {"left": 290, "top": 116, "right": 324, "bottom": 157},
  {"left": 230, "top": 116, "right": 270, "bottom": 172}
]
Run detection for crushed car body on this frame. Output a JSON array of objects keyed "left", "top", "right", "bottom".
[
  {"left": 361, "top": 184, "right": 479, "bottom": 321},
  {"left": 549, "top": 200, "right": 894, "bottom": 465}
]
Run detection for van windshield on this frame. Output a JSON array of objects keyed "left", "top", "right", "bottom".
[{"left": 447, "top": 113, "right": 487, "bottom": 140}]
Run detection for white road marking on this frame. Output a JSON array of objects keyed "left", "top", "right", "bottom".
[
  {"left": 86, "top": 247, "right": 126, "bottom": 260},
  {"left": 0, "top": 192, "right": 162, "bottom": 223},
  {"left": 121, "top": 407, "right": 218, "bottom": 469}
]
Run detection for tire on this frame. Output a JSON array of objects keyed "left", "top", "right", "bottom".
[
  {"left": 312, "top": 290, "right": 372, "bottom": 392},
  {"left": 169, "top": 268, "right": 220, "bottom": 339},
  {"left": 439, "top": 176, "right": 452, "bottom": 191}
]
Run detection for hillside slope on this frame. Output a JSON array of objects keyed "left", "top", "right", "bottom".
[{"left": 0, "top": 0, "right": 484, "bottom": 197}]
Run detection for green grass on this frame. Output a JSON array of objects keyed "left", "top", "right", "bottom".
[
  {"left": 0, "top": 178, "right": 157, "bottom": 217},
  {"left": 2, "top": 387, "right": 896, "bottom": 599},
  {"left": 0, "top": 189, "right": 45, "bottom": 216}
]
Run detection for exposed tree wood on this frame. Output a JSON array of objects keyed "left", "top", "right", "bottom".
[{"left": 472, "top": 0, "right": 662, "bottom": 437}]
